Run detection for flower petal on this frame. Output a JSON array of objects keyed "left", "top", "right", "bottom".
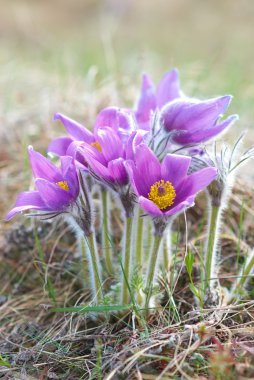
[
  {"left": 174, "top": 114, "right": 238, "bottom": 144},
  {"left": 6, "top": 191, "right": 48, "bottom": 220},
  {"left": 156, "top": 68, "right": 182, "bottom": 108},
  {"left": 135, "top": 144, "right": 161, "bottom": 191},
  {"left": 161, "top": 154, "right": 191, "bottom": 188},
  {"left": 161, "top": 96, "right": 233, "bottom": 138},
  {"left": 177, "top": 167, "right": 217, "bottom": 201},
  {"left": 134, "top": 73, "right": 156, "bottom": 129},
  {"left": 96, "top": 127, "right": 124, "bottom": 162},
  {"left": 35, "top": 179, "right": 73, "bottom": 210},
  {"left": 164, "top": 195, "right": 195, "bottom": 216},
  {"left": 28, "top": 146, "right": 62, "bottom": 182},
  {"left": 54, "top": 113, "right": 95, "bottom": 143},
  {"left": 60, "top": 156, "right": 80, "bottom": 198},
  {"left": 139, "top": 196, "right": 163, "bottom": 217},
  {"left": 108, "top": 158, "right": 129, "bottom": 185},
  {"left": 85, "top": 153, "right": 114, "bottom": 184},
  {"left": 94, "top": 107, "right": 134, "bottom": 141},
  {"left": 48, "top": 136, "right": 74, "bottom": 156}
]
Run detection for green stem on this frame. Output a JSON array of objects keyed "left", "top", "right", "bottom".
[
  {"left": 121, "top": 217, "right": 133, "bottom": 305},
  {"left": 101, "top": 190, "right": 114, "bottom": 275},
  {"left": 145, "top": 234, "right": 163, "bottom": 311},
  {"left": 145, "top": 219, "right": 152, "bottom": 258},
  {"left": 205, "top": 205, "right": 220, "bottom": 289},
  {"left": 135, "top": 209, "right": 144, "bottom": 270},
  {"left": 84, "top": 233, "right": 103, "bottom": 303}
]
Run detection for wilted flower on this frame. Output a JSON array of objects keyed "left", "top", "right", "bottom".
[
  {"left": 6, "top": 147, "right": 80, "bottom": 220},
  {"left": 134, "top": 68, "right": 182, "bottom": 130},
  {"left": 160, "top": 96, "right": 238, "bottom": 145},
  {"left": 126, "top": 144, "right": 217, "bottom": 224}
]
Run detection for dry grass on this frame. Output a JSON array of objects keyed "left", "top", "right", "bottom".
[{"left": 1, "top": 1, "right": 254, "bottom": 379}]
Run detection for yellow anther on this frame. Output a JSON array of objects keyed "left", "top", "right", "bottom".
[
  {"left": 148, "top": 180, "right": 176, "bottom": 210},
  {"left": 90, "top": 141, "right": 102, "bottom": 152},
  {"left": 57, "top": 181, "right": 69, "bottom": 192}
]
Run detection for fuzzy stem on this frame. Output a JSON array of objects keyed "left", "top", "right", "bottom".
[
  {"left": 145, "top": 234, "right": 163, "bottom": 311},
  {"left": 85, "top": 233, "right": 103, "bottom": 303},
  {"left": 121, "top": 217, "right": 133, "bottom": 305},
  {"left": 135, "top": 209, "right": 144, "bottom": 270},
  {"left": 229, "top": 249, "right": 254, "bottom": 303},
  {"left": 205, "top": 204, "right": 220, "bottom": 289},
  {"left": 162, "top": 223, "right": 172, "bottom": 271},
  {"left": 101, "top": 190, "right": 114, "bottom": 275},
  {"left": 145, "top": 219, "right": 152, "bottom": 258}
]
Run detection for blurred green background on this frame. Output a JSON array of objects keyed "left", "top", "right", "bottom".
[{"left": 1, "top": 0, "right": 254, "bottom": 216}]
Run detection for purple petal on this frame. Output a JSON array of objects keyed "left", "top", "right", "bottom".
[
  {"left": 60, "top": 156, "right": 80, "bottom": 198},
  {"left": 94, "top": 107, "right": 134, "bottom": 141},
  {"left": 161, "top": 154, "right": 191, "bottom": 188},
  {"left": 85, "top": 154, "right": 114, "bottom": 184},
  {"left": 66, "top": 141, "right": 89, "bottom": 169},
  {"left": 35, "top": 179, "right": 73, "bottom": 210},
  {"left": 48, "top": 136, "right": 74, "bottom": 156},
  {"left": 174, "top": 114, "right": 238, "bottom": 144},
  {"left": 6, "top": 191, "right": 48, "bottom": 220},
  {"left": 108, "top": 158, "right": 129, "bottom": 185},
  {"left": 176, "top": 167, "right": 217, "bottom": 201},
  {"left": 135, "top": 144, "right": 161, "bottom": 193},
  {"left": 28, "top": 147, "right": 62, "bottom": 182},
  {"left": 164, "top": 195, "right": 195, "bottom": 216},
  {"left": 125, "top": 130, "right": 147, "bottom": 161},
  {"left": 125, "top": 160, "right": 147, "bottom": 196},
  {"left": 54, "top": 113, "right": 95, "bottom": 143},
  {"left": 161, "top": 96, "right": 232, "bottom": 136},
  {"left": 156, "top": 68, "right": 181, "bottom": 108},
  {"left": 96, "top": 127, "right": 124, "bottom": 162},
  {"left": 134, "top": 73, "right": 156, "bottom": 129},
  {"left": 139, "top": 196, "right": 163, "bottom": 217}
]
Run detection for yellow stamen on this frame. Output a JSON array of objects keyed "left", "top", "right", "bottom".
[
  {"left": 90, "top": 141, "right": 102, "bottom": 152},
  {"left": 57, "top": 181, "right": 69, "bottom": 192},
  {"left": 148, "top": 180, "right": 176, "bottom": 210}
]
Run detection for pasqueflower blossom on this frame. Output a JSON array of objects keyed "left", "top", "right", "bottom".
[
  {"left": 6, "top": 147, "right": 79, "bottom": 220},
  {"left": 160, "top": 96, "right": 238, "bottom": 145},
  {"left": 134, "top": 68, "right": 182, "bottom": 130},
  {"left": 48, "top": 107, "right": 134, "bottom": 165},
  {"left": 78, "top": 127, "right": 142, "bottom": 187},
  {"left": 126, "top": 144, "right": 217, "bottom": 219}
]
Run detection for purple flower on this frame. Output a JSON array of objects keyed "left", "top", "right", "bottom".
[
  {"left": 160, "top": 96, "right": 238, "bottom": 145},
  {"left": 48, "top": 107, "right": 134, "bottom": 166},
  {"left": 134, "top": 68, "right": 182, "bottom": 130},
  {"left": 126, "top": 144, "right": 217, "bottom": 217},
  {"left": 79, "top": 128, "right": 144, "bottom": 189},
  {"left": 6, "top": 147, "right": 79, "bottom": 220}
]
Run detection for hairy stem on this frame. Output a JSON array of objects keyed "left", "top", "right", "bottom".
[
  {"left": 135, "top": 209, "right": 144, "bottom": 270},
  {"left": 84, "top": 233, "right": 103, "bottom": 303},
  {"left": 205, "top": 204, "right": 220, "bottom": 290},
  {"left": 121, "top": 217, "right": 133, "bottom": 305},
  {"left": 101, "top": 190, "right": 114, "bottom": 275},
  {"left": 145, "top": 234, "right": 163, "bottom": 311}
]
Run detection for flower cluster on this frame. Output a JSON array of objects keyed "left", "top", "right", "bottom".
[{"left": 7, "top": 69, "right": 240, "bottom": 311}]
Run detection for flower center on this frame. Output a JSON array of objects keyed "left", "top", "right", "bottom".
[
  {"left": 148, "top": 180, "right": 176, "bottom": 210},
  {"left": 57, "top": 181, "right": 69, "bottom": 192},
  {"left": 90, "top": 141, "right": 102, "bottom": 152}
]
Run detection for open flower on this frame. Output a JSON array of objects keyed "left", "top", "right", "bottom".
[
  {"left": 79, "top": 128, "right": 144, "bottom": 189},
  {"left": 160, "top": 96, "right": 238, "bottom": 145},
  {"left": 6, "top": 147, "right": 79, "bottom": 220},
  {"left": 134, "top": 68, "right": 182, "bottom": 130},
  {"left": 48, "top": 107, "right": 134, "bottom": 166},
  {"left": 126, "top": 144, "right": 217, "bottom": 218}
]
